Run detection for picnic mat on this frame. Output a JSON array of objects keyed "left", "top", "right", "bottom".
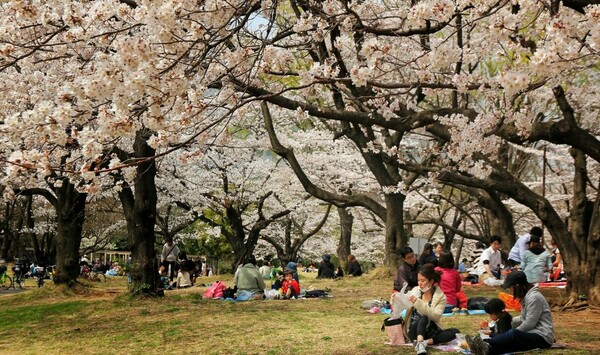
[
  {"left": 462, "top": 281, "right": 567, "bottom": 288},
  {"left": 442, "top": 309, "right": 486, "bottom": 316}
]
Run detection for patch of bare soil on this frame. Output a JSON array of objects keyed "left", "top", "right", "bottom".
[{"left": 552, "top": 308, "right": 600, "bottom": 350}]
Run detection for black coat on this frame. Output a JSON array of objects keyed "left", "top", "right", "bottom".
[{"left": 317, "top": 261, "right": 336, "bottom": 279}]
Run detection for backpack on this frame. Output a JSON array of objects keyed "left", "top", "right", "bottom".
[
  {"left": 305, "top": 289, "right": 328, "bottom": 298},
  {"left": 222, "top": 286, "right": 237, "bottom": 299},
  {"left": 203, "top": 281, "right": 227, "bottom": 299}
]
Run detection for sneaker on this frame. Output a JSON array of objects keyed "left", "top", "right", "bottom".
[
  {"left": 414, "top": 340, "right": 427, "bottom": 355},
  {"left": 465, "top": 335, "right": 490, "bottom": 355}
]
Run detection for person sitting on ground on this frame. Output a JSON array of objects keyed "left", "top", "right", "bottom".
[
  {"left": 92, "top": 258, "right": 104, "bottom": 273},
  {"left": 433, "top": 242, "right": 444, "bottom": 260},
  {"left": 335, "top": 265, "right": 344, "bottom": 278},
  {"left": 259, "top": 260, "right": 272, "bottom": 280},
  {"left": 317, "top": 254, "right": 336, "bottom": 279},
  {"left": 394, "top": 246, "right": 420, "bottom": 292},
  {"left": 159, "top": 264, "right": 171, "bottom": 289},
  {"left": 272, "top": 270, "right": 284, "bottom": 290},
  {"left": 105, "top": 262, "right": 121, "bottom": 276},
  {"left": 347, "top": 254, "right": 363, "bottom": 277},
  {"left": 521, "top": 235, "right": 552, "bottom": 284},
  {"left": 435, "top": 250, "right": 463, "bottom": 313},
  {"left": 466, "top": 270, "right": 555, "bottom": 355},
  {"left": 549, "top": 239, "right": 563, "bottom": 281},
  {"left": 176, "top": 267, "right": 192, "bottom": 289},
  {"left": 234, "top": 255, "right": 265, "bottom": 300},
  {"left": 281, "top": 269, "right": 300, "bottom": 299},
  {"left": 482, "top": 298, "right": 512, "bottom": 338},
  {"left": 418, "top": 243, "right": 434, "bottom": 266},
  {"left": 474, "top": 236, "right": 502, "bottom": 285},
  {"left": 458, "top": 258, "right": 467, "bottom": 273},
  {"left": 406, "top": 263, "right": 460, "bottom": 355}
]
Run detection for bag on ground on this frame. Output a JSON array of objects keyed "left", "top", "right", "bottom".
[
  {"left": 203, "top": 281, "right": 227, "bottom": 299},
  {"left": 381, "top": 317, "right": 405, "bottom": 345}
]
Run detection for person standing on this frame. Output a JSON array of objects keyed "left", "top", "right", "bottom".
[
  {"left": 521, "top": 235, "right": 552, "bottom": 284},
  {"left": 160, "top": 237, "right": 180, "bottom": 281},
  {"left": 507, "top": 227, "right": 542, "bottom": 267},
  {"left": 394, "top": 246, "right": 420, "bottom": 292}
]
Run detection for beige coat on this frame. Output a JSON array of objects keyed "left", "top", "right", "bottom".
[{"left": 402, "top": 286, "right": 447, "bottom": 340}]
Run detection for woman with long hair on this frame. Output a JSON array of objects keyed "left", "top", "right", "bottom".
[{"left": 405, "top": 263, "right": 459, "bottom": 355}]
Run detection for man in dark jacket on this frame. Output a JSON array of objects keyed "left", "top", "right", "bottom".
[
  {"left": 317, "top": 254, "right": 336, "bottom": 279},
  {"left": 393, "top": 246, "right": 420, "bottom": 292}
]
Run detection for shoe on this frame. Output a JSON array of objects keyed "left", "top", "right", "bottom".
[
  {"left": 414, "top": 340, "right": 427, "bottom": 355},
  {"left": 465, "top": 335, "right": 490, "bottom": 355}
]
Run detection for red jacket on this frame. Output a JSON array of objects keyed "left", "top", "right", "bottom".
[
  {"left": 435, "top": 266, "right": 462, "bottom": 307},
  {"left": 282, "top": 279, "right": 300, "bottom": 296}
]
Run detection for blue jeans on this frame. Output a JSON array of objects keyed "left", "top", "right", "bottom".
[{"left": 487, "top": 329, "right": 551, "bottom": 355}]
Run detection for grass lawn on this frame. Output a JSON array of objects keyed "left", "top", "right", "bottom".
[{"left": 0, "top": 270, "right": 598, "bottom": 354}]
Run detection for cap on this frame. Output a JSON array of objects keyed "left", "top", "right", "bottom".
[
  {"left": 502, "top": 270, "right": 528, "bottom": 289},
  {"left": 322, "top": 254, "right": 331, "bottom": 262}
]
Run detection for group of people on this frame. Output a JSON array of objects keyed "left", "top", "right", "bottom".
[
  {"left": 159, "top": 237, "right": 208, "bottom": 290},
  {"left": 316, "top": 254, "right": 363, "bottom": 279},
  {"left": 393, "top": 227, "right": 557, "bottom": 355}
]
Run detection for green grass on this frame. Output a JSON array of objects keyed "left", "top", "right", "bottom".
[{"left": 0, "top": 272, "right": 598, "bottom": 354}]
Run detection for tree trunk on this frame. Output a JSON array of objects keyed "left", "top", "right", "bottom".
[
  {"left": 53, "top": 181, "right": 87, "bottom": 285},
  {"left": 336, "top": 207, "right": 352, "bottom": 271},
  {"left": 129, "top": 130, "right": 159, "bottom": 295},
  {"left": 561, "top": 149, "right": 600, "bottom": 305},
  {"left": 385, "top": 193, "right": 406, "bottom": 269}
]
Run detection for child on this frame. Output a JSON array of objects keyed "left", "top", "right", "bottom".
[
  {"left": 281, "top": 269, "right": 300, "bottom": 299},
  {"left": 482, "top": 298, "right": 512, "bottom": 337}
]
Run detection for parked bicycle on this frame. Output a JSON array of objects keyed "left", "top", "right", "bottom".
[
  {"left": 11, "top": 260, "right": 26, "bottom": 289},
  {"left": 0, "top": 262, "right": 13, "bottom": 290}
]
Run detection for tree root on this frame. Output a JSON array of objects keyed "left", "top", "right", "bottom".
[{"left": 560, "top": 301, "right": 589, "bottom": 312}]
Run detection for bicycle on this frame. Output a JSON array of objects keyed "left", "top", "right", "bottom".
[
  {"left": 0, "top": 264, "right": 14, "bottom": 290},
  {"left": 32, "top": 266, "right": 47, "bottom": 288},
  {"left": 12, "top": 264, "right": 26, "bottom": 289}
]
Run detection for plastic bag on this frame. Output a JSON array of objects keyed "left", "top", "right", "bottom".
[
  {"left": 264, "top": 289, "right": 279, "bottom": 300},
  {"left": 391, "top": 283, "right": 412, "bottom": 319},
  {"left": 483, "top": 277, "right": 503, "bottom": 287}
]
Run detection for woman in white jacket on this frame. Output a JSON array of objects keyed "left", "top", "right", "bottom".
[{"left": 406, "top": 263, "right": 459, "bottom": 355}]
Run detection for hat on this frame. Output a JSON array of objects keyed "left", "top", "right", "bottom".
[
  {"left": 528, "top": 235, "right": 541, "bottom": 244},
  {"left": 502, "top": 271, "right": 528, "bottom": 289},
  {"left": 283, "top": 269, "right": 294, "bottom": 275},
  {"left": 322, "top": 254, "right": 331, "bottom": 262}
]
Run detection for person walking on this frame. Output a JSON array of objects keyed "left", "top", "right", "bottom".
[{"left": 160, "top": 237, "right": 180, "bottom": 281}]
